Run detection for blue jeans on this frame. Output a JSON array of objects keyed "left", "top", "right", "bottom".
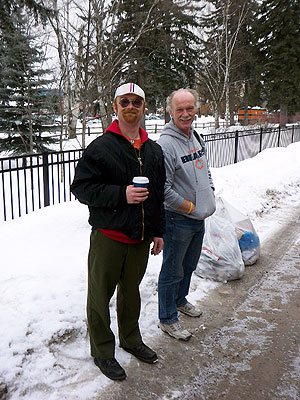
[{"left": 158, "top": 211, "right": 205, "bottom": 324}]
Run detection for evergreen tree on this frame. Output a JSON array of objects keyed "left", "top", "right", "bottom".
[
  {"left": 114, "top": 0, "right": 203, "bottom": 114},
  {"left": 253, "top": 0, "right": 300, "bottom": 124},
  {"left": 0, "top": 9, "right": 58, "bottom": 155},
  {"left": 0, "top": 0, "right": 53, "bottom": 28}
]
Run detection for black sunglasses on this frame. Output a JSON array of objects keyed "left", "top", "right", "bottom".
[{"left": 119, "top": 98, "right": 144, "bottom": 108}]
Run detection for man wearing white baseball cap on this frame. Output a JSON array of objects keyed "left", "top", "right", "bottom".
[
  {"left": 71, "top": 83, "right": 165, "bottom": 381},
  {"left": 114, "top": 82, "right": 145, "bottom": 100}
]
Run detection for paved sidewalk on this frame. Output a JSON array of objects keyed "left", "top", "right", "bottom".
[{"left": 94, "top": 205, "right": 300, "bottom": 400}]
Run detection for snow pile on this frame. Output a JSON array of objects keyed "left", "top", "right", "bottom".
[{"left": 0, "top": 141, "right": 300, "bottom": 399}]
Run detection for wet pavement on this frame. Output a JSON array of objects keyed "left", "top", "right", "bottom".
[{"left": 95, "top": 203, "right": 300, "bottom": 400}]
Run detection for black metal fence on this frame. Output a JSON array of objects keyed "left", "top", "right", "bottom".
[
  {"left": 0, "top": 150, "right": 82, "bottom": 222},
  {"left": 204, "top": 124, "right": 300, "bottom": 167},
  {"left": 71, "top": 120, "right": 225, "bottom": 136},
  {"left": 1, "top": 124, "right": 299, "bottom": 222}
]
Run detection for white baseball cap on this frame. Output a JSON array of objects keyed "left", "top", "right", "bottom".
[{"left": 114, "top": 83, "right": 145, "bottom": 100}]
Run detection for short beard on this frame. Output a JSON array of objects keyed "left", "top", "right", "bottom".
[{"left": 123, "top": 111, "right": 139, "bottom": 123}]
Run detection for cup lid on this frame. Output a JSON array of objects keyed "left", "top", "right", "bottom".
[{"left": 133, "top": 176, "right": 149, "bottom": 184}]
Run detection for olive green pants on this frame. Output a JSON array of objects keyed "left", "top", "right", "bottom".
[{"left": 87, "top": 230, "right": 151, "bottom": 359}]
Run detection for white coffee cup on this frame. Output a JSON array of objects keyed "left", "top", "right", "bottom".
[{"left": 132, "top": 176, "right": 149, "bottom": 188}]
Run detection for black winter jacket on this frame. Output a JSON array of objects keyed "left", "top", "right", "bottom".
[{"left": 70, "top": 121, "right": 166, "bottom": 240}]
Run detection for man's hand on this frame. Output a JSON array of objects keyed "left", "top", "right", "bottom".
[
  {"left": 151, "top": 237, "right": 164, "bottom": 255},
  {"left": 177, "top": 199, "right": 195, "bottom": 214},
  {"left": 126, "top": 185, "right": 149, "bottom": 204}
]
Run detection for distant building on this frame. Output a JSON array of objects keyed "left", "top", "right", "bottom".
[{"left": 238, "top": 108, "right": 267, "bottom": 124}]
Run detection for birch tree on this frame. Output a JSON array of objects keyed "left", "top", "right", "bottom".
[
  {"left": 47, "top": 0, "right": 92, "bottom": 139},
  {"left": 198, "top": 0, "right": 248, "bottom": 128},
  {"left": 47, "top": 0, "right": 165, "bottom": 136},
  {"left": 89, "top": 0, "right": 164, "bottom": 132}
]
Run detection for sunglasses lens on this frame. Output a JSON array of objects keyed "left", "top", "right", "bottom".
[
  {"left": 132, "top": 99, "right": 143, "bottom": 108},
  {"left": 119, "top": 99, "right": 130, "bottom": 107},
  {"left": 119, "top": 98, "right": 143, "bottom": 108}
]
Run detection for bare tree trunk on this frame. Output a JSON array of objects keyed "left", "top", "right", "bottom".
[
  {"left": 214, "top": 103, "right": 220, "bottom": 129},
  {"left": 59, "top": 81, "right": 64, "bottom": 152},
  {"left": 26, "top": 74, "right": 34, "bottom": 154},
  {"left": 199, "top": 1, "right": 247, "bottom": 130},
  {"left": 68, "top": 26, "right": 85, "bottom": 139},
  {"left": 81, "top": 0, "right": 92, "bottom": 148},
  {"left": 97, "top": 93, "right": 110, "bottom": 133},
  {"left": 229, "top": 85, "right": 235, "bottom": 126},
  {"left": 91, "top": 0, "right": 162, "bottom": 132},
  {"left": 137, "top": 59, "right": 146, "bottom": 130},
  {"left": 165, "top": 110, "right": 170, "bottom": 123},
  {"left": 280, "top": 104, "right": 287, "bottom": 127},
  {"left": 65, "top": 0, "right": 73, "bottom": 139},
  {"left": 243, "top": 79, "right": 249, "bottom": 126},
  {"left": 48, "top": 0, "right": 73, "bottom": 138},
  {"left": 225, "top": 75, "right": 230, "bottom": 128}
]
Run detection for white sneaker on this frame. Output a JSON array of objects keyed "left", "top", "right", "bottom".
[
  {"left": 177, "top": 302, "right": 203, "bottom": 317},
  {"left": 158, "top": 321, "right": 192, "bottom": 341}
]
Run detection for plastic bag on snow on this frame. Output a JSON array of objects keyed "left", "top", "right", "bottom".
[
  {"left": 218, "top": 198, "right": 260, "bottom": 266},
  {"left": 195, "top": 206, "right": 245, "bottom": 283}
]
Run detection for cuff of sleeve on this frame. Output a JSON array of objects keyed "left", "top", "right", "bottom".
[
  {"left": 120, "top": 185, "right": 128, "bottom": 204},
  {"left": 166, "top": 195, "right": 184, "bottom": 211}
]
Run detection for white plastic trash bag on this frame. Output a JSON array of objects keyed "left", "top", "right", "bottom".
[
  {"left": 218, "top": 197, "right": 260, "bottom": 266},
  {"left": 196, "top": 204, "right": 245, "bottom": 283}
]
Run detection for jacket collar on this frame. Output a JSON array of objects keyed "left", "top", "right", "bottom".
[{"left": 106, "top": 119, "right": 148, "bottom": 144}]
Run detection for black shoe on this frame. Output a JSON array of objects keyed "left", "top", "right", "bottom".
[
  {"left": 94, "top": 357, "right": 126, "bottom": 381},
  {"left": 121, "top": 343, "right": 158, "bottom": 364}
]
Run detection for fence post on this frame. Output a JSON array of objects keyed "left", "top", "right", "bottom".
[
  {"left": 259, "top": 127, "right": 263, "bottom": 152},
  {"left": 234, "top": 130, "right": 239, "bottom": 163},
  {"left": 42, "top": 152, "right": 50, "bottom": 207},
  {"left": 292, "top": 124, "right": 294, "bottom": 143},
  {"left": 277, "top": 125, "right": 281, "bottom": 147}
]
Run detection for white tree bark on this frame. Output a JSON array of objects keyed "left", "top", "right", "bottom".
[
  {"left": 91, "top": 0, "right": 162, "bottom": 131},
  {"left": 47, "top": 0, "right": 168, "bottom": 139},
  {"left": 198, "top": 0, "right": 247, "bottom": 129}
]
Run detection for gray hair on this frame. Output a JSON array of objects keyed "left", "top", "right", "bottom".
[{"left": 166, "top": 88, "right": 200, "bottom": 113}]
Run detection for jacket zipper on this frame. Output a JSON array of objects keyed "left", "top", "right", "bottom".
[
  {"left": 189, "top": 135, "right": 199, "bottom": 183},
  {"left": 137, "top": 147, "right": 145, "bottom": 240}
]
